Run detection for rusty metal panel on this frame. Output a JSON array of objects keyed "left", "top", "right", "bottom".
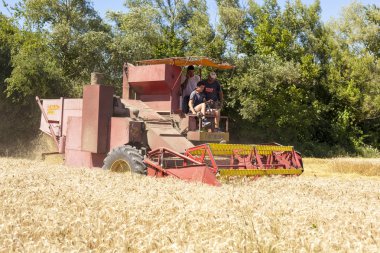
[
  {"left": 110, "top": 117, "right": 144, "bottom": 150},
  {"left": 65, "top": 149, "right": 105, "bottom": 168},
  {"left": 122, "top": 63, "right": 130, "bottom": 100},
  {"left": 127, "top": 64, "right": 182, "bottom": 96},
  {"left": 39, "top": 98, "right": 83, "bottom": 137},
  {"left": 121, "top": 99, "right": 166, "bottom": 121},
  {"left": 129, "top": 121, "right": 144, "bottom": 143},
  {"left": 187, "top": 131, "right": 229, "bottom": 142},
  {"left": 65, "top": 116, "right": 106, "bottom": 167},
  {"left": 188, "top": 116, "right": 198, "bottom": 131},
  {"left": 110, "top": 117, "right": 129, "bottom": 150},
  {"left": 166, "top": 64, "right": 182, "bottom": 112},
  {"left": 146, "top": 122, "right": 193, "bottom": 153},
  {"left": 81, "top": 85, "right": 114, "bottom": 153},
  {"left": 128, "top": 64, "right": 166, "bottom": 83},
  {"left": 139, "top": 95, "right": 171, "bottom": 112},
  {"left": 65, "top": 116, "right": 82, "bottom": 151},
  {"left": 61, "top": 99, "right": 82, "bottom": 136},
  {"left": 166, "top": 166, "right": 221, "bottom": 186},
  {"left": 125, "top": 64, "right": 182, "bottom": 112}
]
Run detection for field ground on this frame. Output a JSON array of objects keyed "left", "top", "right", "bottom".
[{"left": 0, "top": 157, "right": 379, "bottom": 252}]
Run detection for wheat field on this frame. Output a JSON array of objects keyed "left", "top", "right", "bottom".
[{"left": 0, "top": 157, "right": 379, "bottom": 252}]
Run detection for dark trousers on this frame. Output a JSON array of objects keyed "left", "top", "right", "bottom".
[{"left": 182, "top": 95, "right": 190, "bottom": 114}]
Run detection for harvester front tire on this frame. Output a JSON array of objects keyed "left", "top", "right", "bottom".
[{"left": 102, "top": 146, "right": 147, "bottom": 175}]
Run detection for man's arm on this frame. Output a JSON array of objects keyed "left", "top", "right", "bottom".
[
  {"left": 181, "top": 72, "right": 191, "bottom": 89},
  {"left": 189, "top": 92, "right": 197, "bottom": 114},
  {"left": 188, "top": 99, "right": 196, "bottom": 114},
  {"left": 181, "top": 78, "right": 188, "bottom": 89},
  {"left": 219, "top": 90, "right": 224, "bottom": 104},
  {"left": 218, "top": 82, "right": 224, "bottom": 106}
]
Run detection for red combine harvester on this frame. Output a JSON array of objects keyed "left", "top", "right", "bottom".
[{"left": 37, "top": 57, "right": 303, "bottom": 186}]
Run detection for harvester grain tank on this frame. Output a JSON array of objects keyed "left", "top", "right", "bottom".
[{"left": 37, "top": 57, "right": 303, "bottom": 185}]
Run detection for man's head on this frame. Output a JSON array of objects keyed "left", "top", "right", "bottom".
[
  {"left": 208, "top": 71, "right": 217, "bottom": 82},
  {"left": 187, "top": 65, "right": 195, "bottom": 77},
  {"left": 196, "top": 81, "right": 205, "bottom": 92}
]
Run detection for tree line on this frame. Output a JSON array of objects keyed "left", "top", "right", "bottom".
[{"left": 0, "top": 0, "right": 379, "bottom": 157}]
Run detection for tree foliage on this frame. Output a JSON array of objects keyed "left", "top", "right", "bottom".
[{"left": 7, "top": 0, "right": 112, "bottom": 98}]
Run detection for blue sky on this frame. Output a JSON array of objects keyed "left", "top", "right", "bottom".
[{"left": 1, "top": 0, "right": 379, "bottom": 23}]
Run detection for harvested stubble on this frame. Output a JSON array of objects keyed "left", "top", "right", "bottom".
[{"left": 0, "top": 158, "right": 379, "bottom": 252}]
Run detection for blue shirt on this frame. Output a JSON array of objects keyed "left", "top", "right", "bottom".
[{"left": 189, "top": 90, "right": 205, "bottom": 107}]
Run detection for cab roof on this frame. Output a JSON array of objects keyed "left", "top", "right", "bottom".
[{"left": 136, "top": 56, "right": 235, "bottom": 70}]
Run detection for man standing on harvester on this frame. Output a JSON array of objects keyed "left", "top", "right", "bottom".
[
  {"left": 202, "top": 72, "right": 223, "bottom": 132},
  {"left": 181, "top": 65, "right": 200, "bottom": 114}
]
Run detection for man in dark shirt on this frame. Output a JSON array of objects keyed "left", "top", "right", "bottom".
[
  {"left": 202, "top": 72, "right": 223, "bottom": 131},
  {"left": 188, "top": 82, "right": 211, "bottom": 128}
]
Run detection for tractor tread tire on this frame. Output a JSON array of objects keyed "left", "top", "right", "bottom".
[
  {"left": 102, "top": 145, "right": 147, "bottom": 175},
  {"left": 121, "top": 146, "right": 141, "bottom": 156}
]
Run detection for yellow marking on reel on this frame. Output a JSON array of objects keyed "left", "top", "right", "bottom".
[
  {"left": 254, "top": 145, "right": 294, "bottom": 155},
  {"left": 219, "top": 168, "right": 303, "bottom": 176},
  {"left": 189, "top": 143, "right": 294, "bottom": 156},
  {"left": 209, "top": 143, "right": 252, "bottom": 155}
]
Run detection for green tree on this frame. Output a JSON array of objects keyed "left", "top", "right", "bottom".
[
  {"left": 185, "top": 0, "right": 221, "bottom": 57},
  {"left": 224, "top": 0, "right": 374, "bottom": 155},
  {"left": 110, "top": 0, "right": 189, "bottom": 59},
  {"left": 153, "top": 0, "right": 189, "bottom": 57},
  {"left": 227, "top": 55, "right": 317, "bottom": 146},
  {"left": 0, "top": 14, "right": 45, "bottom": 154},
  {"left": 0, "top": 14, "right": 13, "bottom": 85},
  {"left": 5, "top": 31, "right": 67, "bottom": 100},
  {"left": 108, "top": 1, "right": 161, "bottom": 62},
  {"left": 216, "top": 0, "right": 247, "bottom": 55},
  {"left": 326, "top": 2, "right": 380, "bottom": 151},
  {"left": 7, "top": 0, "right": 112, "bottom": 98}
]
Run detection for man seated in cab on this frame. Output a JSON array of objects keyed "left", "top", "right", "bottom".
[
  {"left": 202, "top": 72, "right": 223, "bottom": 132},
  {"left": 188, "top": 82, "right": 211, "bottom": 128},
  {"left": 181, "top": 65, "right": 200, "bottom": 114}
]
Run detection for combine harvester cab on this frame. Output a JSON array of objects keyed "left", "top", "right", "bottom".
[
  {"left": 36, "top": 56, "right": 304, "bottom": 186},
  {"left": 127, "top": 57, "right": 233, "bottom": 144}
]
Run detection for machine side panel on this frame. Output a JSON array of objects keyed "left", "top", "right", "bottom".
[
  {"left": 121, "top": 99, "right": 166, "bottom": 121},
  {"left": 146, "top": 123, "right": 193, "bottom": 153},
  {"left": 165, "top": 64, "right": 182, "bottom": 90},
  {"left": 128, "top": 64, "right": 166, "bottom": 83},
  {"left": 81, "top": 85, "right": 114, "bottom": 153},
  {"left": 61, "top": 99, "right": 82, "bottom": 136},
  {"left": 125, "top": 64, "right": 182, "bottom": 113},
  {"left": 109, "top": 117, "right": 144, "bottom": 150},
  {"left": 139, "top": 94, "right": 171, "bottom": 112},
  {"left": 65, "top": 116, "right": 105, "bottom": 168},
  {"left": 166, "top": 64, "right": 182, "bottom": 113},
  {"left": 122, "top": 63, "right": 130, "bottom": 100},
  {"left": 187, "top": 131, "right": 230, "bottom": 142},
  {"left": 39, "top": 99, "right": 62, "bottom": 136},
  {"left": 128, "top": 81, "right": 170, "bottom": 95},
  {"left": 39, "top": 98, "right": 83, "bottom": 137},
  {"left": 65, "top": 116, "right": 82, "bottom": 151},
  {"left": 109, "top": 117, "right": 130, "bottom": 150},
  {"left": 65, "top": 149, "right": 105, "bottom": 168}
]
